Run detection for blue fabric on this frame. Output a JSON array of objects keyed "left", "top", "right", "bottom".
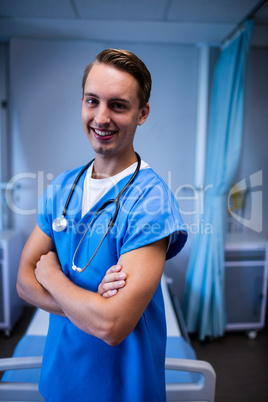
[
  {"left": 37, "top": 166, "right": 187, "bottom": 402},
  {"left": 183, "top": 20, "right": 254, "bottom": 340}
]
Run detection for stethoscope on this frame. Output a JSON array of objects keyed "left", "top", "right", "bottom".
[{"left": 52, "top": 153, "right": 141, "bottom": 273}]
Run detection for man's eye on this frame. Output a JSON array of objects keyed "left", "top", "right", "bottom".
[
  {"left": 112, "top": 103, "right": 127, "bottom": 111},
  {"left": 87, "top": 98, "right": 98, "bottom": 106}
]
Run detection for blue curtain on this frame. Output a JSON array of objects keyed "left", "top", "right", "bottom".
[{"left": 182, "top": 20, "right": 254, "bottom": 340}]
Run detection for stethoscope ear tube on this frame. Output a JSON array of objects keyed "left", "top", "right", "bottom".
[
  {"left": 109, "top": 200, "right": 120, "bottom": 228},
  {"left": 62, "top": 159, "right": 95, "bottom": 219}
]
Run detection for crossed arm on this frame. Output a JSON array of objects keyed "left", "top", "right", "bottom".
[{"left": 17, "top": 224, "right": 167, "bottom": 346}]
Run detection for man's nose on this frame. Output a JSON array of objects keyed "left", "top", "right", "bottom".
[{"left": 94, "top": 104, "right": 110, "bottom": 125}]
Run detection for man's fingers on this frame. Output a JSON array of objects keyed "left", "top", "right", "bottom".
[
  {"left": 101, "top": 279, "right": 126, "bottom": 292},
  {"left": 102, "top": 272, "right": 127, "bottom": 284},
  {"left": 98, "top": 264, "right": 127, "bottom": 298},
  {"left": 98, "top": 276, "right": 126, "bottom": 297},
  {"left": 105, "top": 265, "right": 122, "bottom": 275},
  {"left": 102, "top": 289, "right": 118, "bottom": 298},
  {"left": 101, "top": 279, "right": 126, "bottom": 297}
]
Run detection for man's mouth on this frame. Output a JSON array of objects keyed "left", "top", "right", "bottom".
[{"left": 92, "top": 128, "right": 117, "bottom": 137}]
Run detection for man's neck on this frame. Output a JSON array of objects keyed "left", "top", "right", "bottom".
[{"left": 92, "top": 151, "right": 137, "bottom": 179}]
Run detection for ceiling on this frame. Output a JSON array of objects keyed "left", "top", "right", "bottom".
[{"left": 0, "top": 0, "right": 268, "bottom": 46}]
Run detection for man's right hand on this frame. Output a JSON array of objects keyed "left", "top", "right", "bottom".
[{"left": 98, "top": 265, "right": 127, "bottom": 298}]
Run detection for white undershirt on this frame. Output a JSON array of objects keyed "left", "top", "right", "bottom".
[{"left": 81, "top": 160, "right": 149, "bottom": 217}]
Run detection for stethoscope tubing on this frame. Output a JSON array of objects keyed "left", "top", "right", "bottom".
[
  {"left": 63, "top": 159, "right": 94, "bottom": 218},
  {"left": 53, "top": 153, "right": 141, "bottom": 273},
  {"left": 71, "top": 210, "right": 110, "bottom": 273}
]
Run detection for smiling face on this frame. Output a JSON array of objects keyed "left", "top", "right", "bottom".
[{"left": 82, "top": 63, "right": 150, "bottom": 167}]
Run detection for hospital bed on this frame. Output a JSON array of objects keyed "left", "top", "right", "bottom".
[{"left": 0, "top": 275, "right": 216, "bottom": 401}]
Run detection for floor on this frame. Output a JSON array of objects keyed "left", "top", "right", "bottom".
[
  {"left": 0, "top": 306, "right": 268, "bottom": 401},
  {"left": 190, "top": 322, "right": 268, "bottom": 402}
]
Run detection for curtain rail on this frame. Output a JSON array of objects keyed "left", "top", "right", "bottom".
[{"left": 221, "top": 0, "right": 267, "bottom": 47}]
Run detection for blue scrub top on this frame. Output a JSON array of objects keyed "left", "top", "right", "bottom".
[{"left": 37, "top": 165, "right": 187, "bottom": 402}]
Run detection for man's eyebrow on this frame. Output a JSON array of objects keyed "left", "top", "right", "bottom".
[
  {"left": 84, "top": 92, "right": 99, "bottom": 98},
  {"left": 110, "top": 97, "right": 130, "bottom": 104},
  {"left": 84, "top": 92, "right": 130, "bottom": 104}
]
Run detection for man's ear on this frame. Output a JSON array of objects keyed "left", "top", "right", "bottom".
[{"left": 138, "top": 103, "right": 150, "bottom": 126}]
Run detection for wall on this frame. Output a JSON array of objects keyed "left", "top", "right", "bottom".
[{"left": 8, "top": 38, "right": 198, "bottom": 299}]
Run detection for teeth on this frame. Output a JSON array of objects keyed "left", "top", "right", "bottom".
[{"left": 94, "top": 129, "right": 115, "bottom": 136}]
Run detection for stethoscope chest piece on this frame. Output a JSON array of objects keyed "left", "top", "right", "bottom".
[{"left": 52, "top": 215, "right": 68, "bottom": 232}]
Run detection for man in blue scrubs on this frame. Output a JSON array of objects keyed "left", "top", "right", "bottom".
[{"left": 17, "top": 49, "right": 187, "bottom": 401}]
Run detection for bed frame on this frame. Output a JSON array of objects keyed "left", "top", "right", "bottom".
[{"left": 0, "top": 276, "right": 216, "bottom": 401}]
